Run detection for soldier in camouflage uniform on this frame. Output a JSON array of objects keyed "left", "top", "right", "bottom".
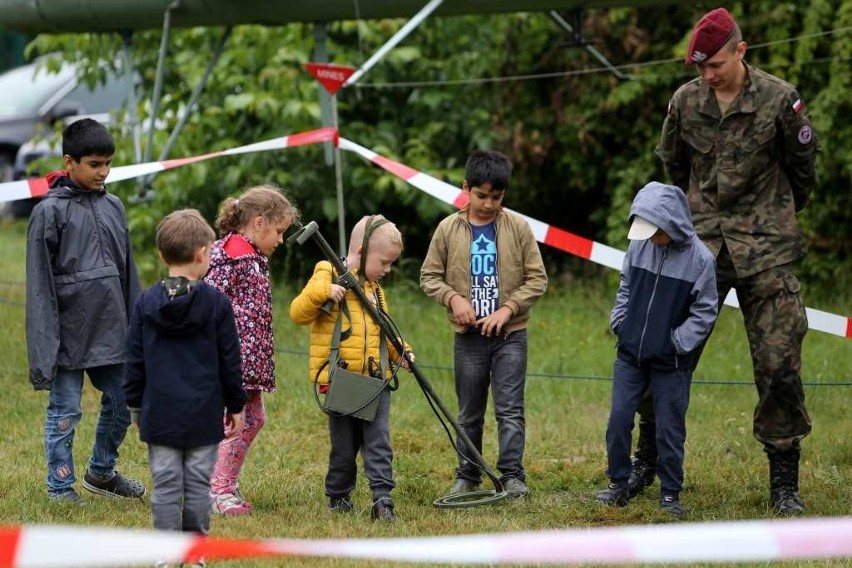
[{"left": 633, "top": 8, "right": 817, "bottom": 515}]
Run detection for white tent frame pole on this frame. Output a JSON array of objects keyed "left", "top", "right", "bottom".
[{"left": 343, "top": 0, "right": 445, "bottom": 88}]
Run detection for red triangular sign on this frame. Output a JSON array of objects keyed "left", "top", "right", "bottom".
[{"left": 304, "top": 63, "right": 356, "bottom": 95}]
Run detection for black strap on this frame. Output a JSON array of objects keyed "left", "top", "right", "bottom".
[
  {"left": 358, "top": 215, "right": 390, "bottom": 286},
  {"left": 329, "top": 299, "right": 352, "bottom": 368},
  {"left": 329, "top": 292, "right": 389, "bottom": 383}
]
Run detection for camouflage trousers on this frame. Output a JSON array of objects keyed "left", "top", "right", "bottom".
[
  {"left": 636, "top": 247, "right": 811, "bottom": 453},
  {"left": 717, "top": 248, "right": 811, "bottom": 451}
]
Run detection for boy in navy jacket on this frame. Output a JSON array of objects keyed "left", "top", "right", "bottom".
[
  {"left": 125, "top": 209, "right": 245, "bottom": 543},
  {"left": 595, "top": 182, "right": 718, "bottom": 518}
]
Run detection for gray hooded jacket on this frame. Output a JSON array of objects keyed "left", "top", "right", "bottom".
[
  {"left": 26, "top": 175, "right": 140, "bottom": 390},
  {"left": 611, "top": 182, "right": 718, "bottom": 369}
]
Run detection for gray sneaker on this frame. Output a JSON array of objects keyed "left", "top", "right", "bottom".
[
  {"left": 503, "top": 478, "right": 530, "bottom": 499},
  {"left": 48, "top": 489, "right": 83, "bottom": 504},
  {"left": 450, "top": 479, "right": 480, "bottom": 494}
]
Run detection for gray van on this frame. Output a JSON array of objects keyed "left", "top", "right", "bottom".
[{"left": 0, "top": 56, "right": 130, "bottom": 215}]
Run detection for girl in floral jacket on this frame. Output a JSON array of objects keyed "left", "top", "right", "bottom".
[{"left": 204, "top": 185, "right": 299, "bottom": 515}]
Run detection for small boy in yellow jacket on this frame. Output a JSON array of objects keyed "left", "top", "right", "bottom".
[{"left": 290, "top": 215, "right": 413, "bottom": 521}]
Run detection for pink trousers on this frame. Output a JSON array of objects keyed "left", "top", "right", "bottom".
[{"left": 210, "top": 390, "right": 265, "bottom": 497}]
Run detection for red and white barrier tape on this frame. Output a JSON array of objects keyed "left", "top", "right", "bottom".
[
  {"left": 0, "top": 127, "right": 337, "bottom": 202},
  {"left": 0, "top": 128, "right": 849, "bottom": 338},
  {"left": 338, "top": 136, "right": 852, "bottom": 339},
  {"left": 1, "top": 517, "right": 851, "bottom": 567}
]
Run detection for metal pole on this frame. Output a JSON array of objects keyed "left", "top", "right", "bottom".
[
  {"left": 157, "top": 27, "right": 231, "bottom": 162},
  {"left": 120, "top": 32, "right": 142, "bottom": 165},
  {"left": 313, "top": 23, "right": 334, "bottom": 166},
  {"left": 144, "top": 0, "right": 180, "bottom": 166},
  {"left": 343, "top": 0, "right": 445, "bottom": 88},
  {"left": 331, "top": 95, "right": 347, "bottom": 256},
  {"left": 549, "top": 10, "right": 632, "bottom": 81}
]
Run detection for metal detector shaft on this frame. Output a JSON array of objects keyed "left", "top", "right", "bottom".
[{"left": 289, "top": 221, "right": 503, "bottom": 490}]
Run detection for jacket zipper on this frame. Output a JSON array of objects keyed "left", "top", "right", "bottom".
[{"left": 637, "top": 247, "right": 667, "bottom": 364}]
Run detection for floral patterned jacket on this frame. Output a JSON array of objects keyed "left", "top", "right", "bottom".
[{"left": 205, "top": 233, "right": 276, "bottom": 392}]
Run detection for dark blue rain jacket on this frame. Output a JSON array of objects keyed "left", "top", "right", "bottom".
[{"left": 611, "top": 182, "right": 718, "bottom": 370}]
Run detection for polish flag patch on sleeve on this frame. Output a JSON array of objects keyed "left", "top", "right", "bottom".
[{"left": 792, "top": 98, "right": 805, "bottom": 113}]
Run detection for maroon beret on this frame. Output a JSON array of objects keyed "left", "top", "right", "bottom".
[{"left": 685, "top": 8, "right": 737, "bottom": 65}]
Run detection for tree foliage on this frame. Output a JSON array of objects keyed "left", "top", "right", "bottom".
[{"left": 27, "top": 0, "right": 851, "bottom": 289}]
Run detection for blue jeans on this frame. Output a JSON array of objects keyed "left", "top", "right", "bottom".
[
  {"left": 44, "top": 364, "right": 131, "bottom": 495},
  {"left": 454, "top": 329, "right": 528, "bottom": 484},
  {"left": 606, "top": 352, "right": 692, "bottom": 495}
]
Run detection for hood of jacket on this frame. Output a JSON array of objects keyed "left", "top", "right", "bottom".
[
  {"left": 45, "top": 169, "right": 107, "bottom": 198},
  {"left": 141, "top": 282, "right": 216, "bottom": 336},
  {"left": 628, "top": 182, "right": 695, "bottom": 246}
]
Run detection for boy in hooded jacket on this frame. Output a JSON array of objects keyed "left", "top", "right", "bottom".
[
  {"left": 125, "top": 209, "right": 246, "bottom": 541},
  {"left": 26, "top": 118, "right": 145, "bottom": 502},
  {"left": 595, "top": 182, "right": 718, "bottom": 518}
]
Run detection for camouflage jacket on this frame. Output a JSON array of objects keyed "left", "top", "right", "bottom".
[{"left": 655, "top": 63, "right": 817, "bottom": 278}]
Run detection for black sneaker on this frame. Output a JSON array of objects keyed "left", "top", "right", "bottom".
[
  {"left": 770, "top": 487, "right": 805, "bottom": 515},
  {"left": 328, "top": 495, "right": 354, "bottom": 513},
  {"left": 82, "top": 470, "right": 145, "bottom": 499},
  {"left": 595, "top": 482, "right": 629, "bottom": 507},
  {"left": 659, "top": 494, "right": 687, "bottom": 519},
  {"left": 370, "top": 496, "right": 396, "bottom": 522}
]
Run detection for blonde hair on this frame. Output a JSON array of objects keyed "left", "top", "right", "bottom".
[
  {"left": 214, "top": 185, "right": 300, "bottom": 236},
  {"left": 348, "top": 214, "right": 403, "bottom": 255},
  {"left": 156, "top": 209, "right": 216, "bottom": 265}
]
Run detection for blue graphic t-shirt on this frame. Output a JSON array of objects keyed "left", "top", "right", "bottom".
[{"left": 469, "top": 222, "right": 499, "bottom": 319}]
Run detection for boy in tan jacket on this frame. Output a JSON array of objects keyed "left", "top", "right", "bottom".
[{"left": 420, "top": 150, "right": 547, "bottom": 498}]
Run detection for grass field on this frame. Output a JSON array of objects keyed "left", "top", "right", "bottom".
[{"left": 0, "top": 217, "right": 849, "bottom": 567}]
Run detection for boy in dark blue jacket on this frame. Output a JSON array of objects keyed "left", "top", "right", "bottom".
[
  {"left": 595, "top": 182, "right": 718, "bottom": 518},
  {"left": 125, "top": 209, "right": 246, "bottom": 543}
]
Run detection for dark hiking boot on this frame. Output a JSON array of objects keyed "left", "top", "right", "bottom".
[
  {"left": 627, "top": 456, "right": 656, "bottom": 498},
  {"left": 328, "top": 495, "right": 354, "bottom": 513},
  {"left": 768, "top": 449, "right": 805, "bottom": 515},
  {"left": 370, "top": 496, "right": 396, "bottom": 522},
  {"left": 628, "top": 417, "right": 657, "bottom": 497},
  {"left": 594, "top": 482, "right": 629, "bottom": 507},
  {"left": 770, "top": 487, "right": 805, "bottom": 515}
]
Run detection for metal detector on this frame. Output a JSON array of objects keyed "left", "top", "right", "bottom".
[{"left": 289, "top": 221, "right": 508, "bottom": 508}]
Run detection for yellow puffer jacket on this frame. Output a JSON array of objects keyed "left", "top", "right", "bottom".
[{"left": 289, "top": 261, "right": 406, "bottom": 384}]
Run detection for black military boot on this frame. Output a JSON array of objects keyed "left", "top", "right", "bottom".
[
  {"left": 768, "top": 449, "right": 805, "bottom": 515},
  {"left": 627, "top": 418, "right": 657, "bottom": 498}
]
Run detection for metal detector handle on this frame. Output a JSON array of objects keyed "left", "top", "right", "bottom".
[
  {"left": 287, "top": 220, "right": 320, "bottom": 246},
  {"left": 289, "top": 221, "right": 338, "bottom": 314}
]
